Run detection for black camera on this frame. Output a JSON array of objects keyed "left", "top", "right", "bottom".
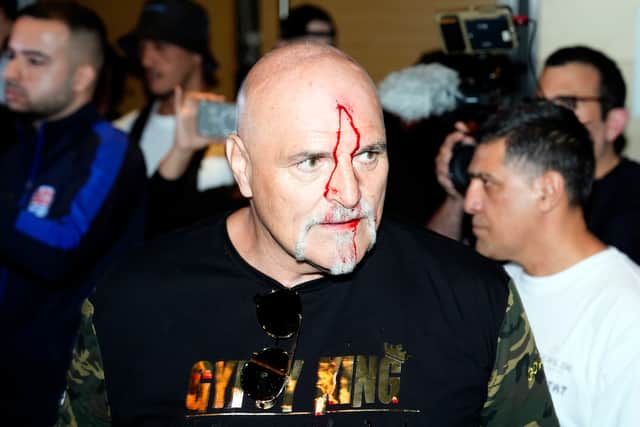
[{"left": 449, "top": 142, "right": 475, "bottom": 194}]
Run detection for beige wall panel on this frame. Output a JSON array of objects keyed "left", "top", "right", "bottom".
[
  {"left": 262, "top": 0, "right": 495, "bottom": 84},
  {"left": 80, "top": 0, "right": 496, "bottom": 114}
]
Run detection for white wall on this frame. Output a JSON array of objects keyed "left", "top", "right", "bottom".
[{"left": 537, "top": 0, "right": 640, "bottom": 160}]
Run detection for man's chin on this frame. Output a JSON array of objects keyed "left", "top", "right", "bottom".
[
  {"left": 298, "top": 257, "right": 357, "bottom": 276},
  {"left": 148, "top": 86, "right": 174, "bottom": 100},
  {"left": 297, "top": 244, "right": 371, "bottom": 277}
]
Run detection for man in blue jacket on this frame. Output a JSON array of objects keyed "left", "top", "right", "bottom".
[{"left": 0, "top": 3, "right": 146, "bottom": 425}]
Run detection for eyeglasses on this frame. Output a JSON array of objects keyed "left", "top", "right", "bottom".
[
  {"left": 240, "top": 289, "right": 302, "bottom": 409},
  {"left": 542, "top": 95, "right": 603, "bottom": 111}
]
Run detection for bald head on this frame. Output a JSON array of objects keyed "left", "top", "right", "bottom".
[
  {"left": 226, "top": 42, "right": 388, "bottom": 283},
  {"left": 236, "top": 42, "right": 382, "bottom": 143}
]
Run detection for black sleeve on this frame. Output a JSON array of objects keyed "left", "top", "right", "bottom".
[{"left": 596, "top": 209, "right": 640, "bottom": 265}]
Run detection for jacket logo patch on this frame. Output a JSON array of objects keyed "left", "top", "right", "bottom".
[{"left": 27, "top": 185, "right": 56, "bottom": 218}]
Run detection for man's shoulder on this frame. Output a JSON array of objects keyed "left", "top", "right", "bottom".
[
  {"left": 620, "top": 156, "right": 640, "bottom": 170},
  {"left": 112, "top": 109, "right": 141, "bottom": 133},
  {"left": 91, "top": 120, "right": 129, "bottom": 144},
  {"left": 378, "top": 218, "right": 507, "bottom": 279},
  {"left": 105, "top": 215, "right": 227, "bottom": 282},
  {"left": 604, "top": 157, "right": 640, "bottom": 186},
  {"left": 594, "top": 248, "right": 640, "bottom": 296},
  {"left": 374, "top": 218, "right": 509, "bottom": 301}
]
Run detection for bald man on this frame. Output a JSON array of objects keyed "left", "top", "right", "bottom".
[{"left": 94, "top": 43, "right": 558, "bottom": 426}]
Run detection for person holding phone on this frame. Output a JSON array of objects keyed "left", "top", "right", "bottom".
[{"left": 115, "top": 0, "right": 242, "bottom": 237}]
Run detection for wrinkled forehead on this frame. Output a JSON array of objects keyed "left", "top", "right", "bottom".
[{"left": 240, "top": 51, "right": 385, "bottom": 144}]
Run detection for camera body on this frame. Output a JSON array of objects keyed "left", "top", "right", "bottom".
[
  {"left": 449, "top": 142, "right": 475, "bottom": 194},
  {"left": 197, "top": 101, "right": 237, "bottom": 138}
]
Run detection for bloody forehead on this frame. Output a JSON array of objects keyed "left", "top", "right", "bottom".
[{"left": 324, "top": 103, "right": 361, "bottom": 198}]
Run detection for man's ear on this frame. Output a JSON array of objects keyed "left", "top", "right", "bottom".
[
  {"left": 534, "top": 170, "right": 564, "bottom": 212},
  {"left": 72, "top": 64, "right": 97, "bottom": 94},
  {"left": 226, "top": 134, "right": 253, "bottom": 198},
  {"left": 604, "top": 107, "right": 628, "bottom": 143}
]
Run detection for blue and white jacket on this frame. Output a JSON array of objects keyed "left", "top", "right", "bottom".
[{"left": 0, "top": 103, "right": 146, "bottom": 426}]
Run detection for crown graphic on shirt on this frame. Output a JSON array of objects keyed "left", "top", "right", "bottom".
[{"left": 384, "top": 343, "right": 408, "bottom": 363}]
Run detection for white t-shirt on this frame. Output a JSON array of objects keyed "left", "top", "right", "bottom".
[
  {"left": 114, "top": 103, "right": 234, "bottom": 189},
  {"left": 505, "top": 248, "right": 640, "bottom": 427}
]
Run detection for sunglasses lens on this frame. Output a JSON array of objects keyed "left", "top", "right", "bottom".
[
  {"left": 255, "top": 290, "right": 301, "bottom": 339},
  {"left": 240, "top": 347, "right": 290, "bottom": 407}
]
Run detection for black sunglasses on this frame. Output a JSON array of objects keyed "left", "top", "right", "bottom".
[{"left": 240, "top": 289, "right": 302, "bottom": 409}]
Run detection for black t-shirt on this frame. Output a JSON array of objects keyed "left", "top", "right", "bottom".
[
  {"left": 94, "top": 215, "right": 555, "bottom": 426},
  {"left": 585, "top": 157, "right": 640, "bottom": 264}
]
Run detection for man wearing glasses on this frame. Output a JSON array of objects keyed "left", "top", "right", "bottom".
[
  {"left": 93, "top": 43, "right": 558, "bottom": 425},
  {"left": 430, "top": 46, "right": 640, "bottom": 265}
]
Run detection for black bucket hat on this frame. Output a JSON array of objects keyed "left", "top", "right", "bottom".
[{"left": 118, "top": 0, "right": 218, "bottom": 71}]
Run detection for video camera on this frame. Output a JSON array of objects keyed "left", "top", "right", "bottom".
[
  {"left": 436, "top": 6, "right": 518, "bottom": 55},
  {"left": 434, "top": 6, "right": 522, "bottom": 194}
]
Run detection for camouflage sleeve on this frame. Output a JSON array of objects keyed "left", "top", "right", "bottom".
[
  {"left": 55, "top": 299, "right": 111, "bottom": 427},
  {"left": 480, "top": 280, "right": 559, "bottom": 427}
]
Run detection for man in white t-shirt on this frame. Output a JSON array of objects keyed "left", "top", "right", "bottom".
[
  {"left": 464, "top": 99, "right": 640, "bottom": 426},
  {"left": 115, "top": 0, "right": 239, "bottom": 236}
]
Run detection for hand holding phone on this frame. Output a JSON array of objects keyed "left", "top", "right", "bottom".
[{"left": 197, "top": 100, "right": 237, "bottom": 138}]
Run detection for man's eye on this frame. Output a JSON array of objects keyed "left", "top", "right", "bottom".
[
  {"left": 27, "top": 56, "right": 47, "bottom": 66},
  {"left": 354, "top": 150, "right": 380, "bottom": 169},
  {"left": 296, "top": 156, "right": 326, "bottom": 172},
  {"left": 481, "top": 177, "right": 496, "bottom": 188}
]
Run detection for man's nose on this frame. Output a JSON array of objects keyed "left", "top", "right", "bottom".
[
  {"left": 140, "top": 43, "right": 156, "bottom": 68},
  {"left": 324, "top": 156, "right": 361, "bottom": 209},
  {"left": 464, "top": 179, "right": 482, "bottom": 214}
]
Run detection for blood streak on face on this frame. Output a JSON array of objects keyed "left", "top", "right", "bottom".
[
  {"left": 322, "top": 103, "right": 362, "bottom": 263},
  {"left": 324, "top": 104, "right": 361, "bottom": 197}
]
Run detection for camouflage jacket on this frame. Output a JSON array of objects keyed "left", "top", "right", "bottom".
[
  {"left": 55, "top": 299, "right": 110, "bottom": 427},
  {"left": 480, "top": 280, "right": 559, "bottom": 426}
]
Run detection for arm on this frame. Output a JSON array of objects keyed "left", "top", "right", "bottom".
[
  {"left": 426, "top": 122, "right": 473, "bottom": 239},
  {"left": 156, "top": 86, "right": 225, "bottom": 181},
  {"left": 480, "top": 280, "right": 559, "bottom": 426}
]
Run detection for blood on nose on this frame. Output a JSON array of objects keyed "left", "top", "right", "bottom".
[{"left": 324, "top": 104, "right": 361, "bottom": 198}]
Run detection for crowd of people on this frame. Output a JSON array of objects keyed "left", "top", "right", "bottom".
[{"left": 0, "top": 1, "right": 639, "bottom": 426}]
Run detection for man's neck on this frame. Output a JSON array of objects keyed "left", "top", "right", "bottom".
[
  {"left": 517, "top": 209, "right": 606, "bottom": 277},
  {"left": 595, "top": 151, "right": 621, "bottom": 179},
  {"left": 35, "top": 96, "right": 90, "bottom": 127},
  {"left": 226, "top": 207, "right": 324, "bottom": 288}
]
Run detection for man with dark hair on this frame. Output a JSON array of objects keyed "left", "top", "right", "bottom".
[
  {"left": 0, "top": 0, "right": 17, "bottom": 105},
  {"left": 430, "top": 46, "right": 640, "bottom": 264},
  {"left": 0, "top": 2, "right": 146, "bottom": 425},
  {"left": 278, "top": 4, "right": 337, "bottom": 47},
  {"left": 539, "top": 46, "right": 640, "bottom": 262},
  {"left": 116, "top": 0, "right": 240, "bottom": 237},
  {"left": 464, "top": 99, "right": 640, "bottom": 426},
  {"left": 93, "top": 42, "right": 558, "bottom": 426}
]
